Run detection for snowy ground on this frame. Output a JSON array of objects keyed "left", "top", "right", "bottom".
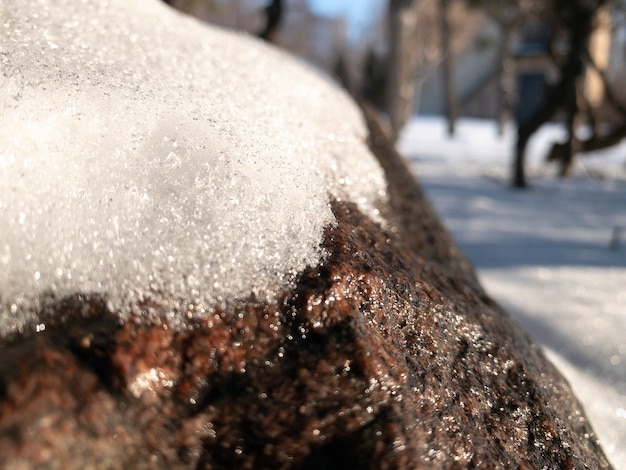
[{"left": 399, "top": 117, "right": 626, "bottom": 469}]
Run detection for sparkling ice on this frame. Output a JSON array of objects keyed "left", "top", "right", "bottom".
[{"left": 0, "top": 0, "right": 388, "bottom": 334}]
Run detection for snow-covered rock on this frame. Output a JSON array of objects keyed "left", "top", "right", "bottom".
[
  {"left": 0, "top": 0, "right": 387, "bottom": 334},
  {"left": 0, "top": 2, "right": 614, "bottom": 469}
]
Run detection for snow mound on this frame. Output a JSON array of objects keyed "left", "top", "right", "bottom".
[{"left": 0, "top": 0, "right": 388, "bottom": 334}]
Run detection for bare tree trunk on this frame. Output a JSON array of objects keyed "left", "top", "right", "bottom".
[
  {"left": 512, "top": 0, "right": 605, "bottom": 188},
  {"left": 386, "top": 0, "right": 421, "bottom": 141},
  {"left": 514, "top": 81, "right": 566, "bottom": 188},
  {"left": 259, "top": 0, "right": 283, "bottom": 43},
  {"left": 559, "top": 80, "right": 580, "bottom": 177},
  {"left": 440, "top": 0, "right": 457, "bottom": 135},
  {"left": 385, "top": 0, "right": 442, "bottom": 141},
  {"left": 496, "top": 25, "right": 514, "bottom": 135}
]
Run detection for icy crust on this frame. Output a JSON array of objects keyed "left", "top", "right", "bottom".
[{"left": 0, "top": 0, "right": 388, "bottom": 334}]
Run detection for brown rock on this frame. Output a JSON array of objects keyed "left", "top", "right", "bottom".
[{"left": 0, "top": 106, "right": 612, "bottom": 469}]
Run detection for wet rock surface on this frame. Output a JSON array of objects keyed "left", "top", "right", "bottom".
[{"left": 0, "top": 107, "right": 612, "bottom": 469}]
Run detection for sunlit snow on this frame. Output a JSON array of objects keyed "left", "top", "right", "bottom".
[
  {"left": 400, "top": 117, "right": 626, "bottom": 469},
  {"left": 0, "top": 0, "right": 387, "bottom": 334}
]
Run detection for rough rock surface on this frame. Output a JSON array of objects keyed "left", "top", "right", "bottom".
[{"left": 0, "top": 106, "right": 612, "bottom": 469}]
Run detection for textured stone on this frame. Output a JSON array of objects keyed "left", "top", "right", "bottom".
[{"left": 0, "top": 106, "right": 612, "bottom": 469}]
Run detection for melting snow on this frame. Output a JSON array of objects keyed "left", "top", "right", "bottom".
[{"left": 0, "top": 0, "right": 387, "bottom": 334}]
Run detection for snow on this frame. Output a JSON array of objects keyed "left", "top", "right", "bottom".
[
  {"left": 0, "top": 0, "right": 387, "bottom": 334},
  {"left": 400, "top": 117, "right": 626, "bottom": 469}
]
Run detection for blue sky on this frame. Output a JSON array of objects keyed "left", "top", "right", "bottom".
[{"left": 306, "top": 0, "right": 385, "bottom": 41}]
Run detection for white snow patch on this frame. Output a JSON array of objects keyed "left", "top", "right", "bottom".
[{"left": 0, "top": 0, "right": 387, "bottom": 334}]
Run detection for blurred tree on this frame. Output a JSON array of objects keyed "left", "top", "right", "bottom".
[
  {"left": 361, "top": 48, "right": 388, "bottom": 109},
  {"left": 386, "top": 0, "right": 442, "bottom": 141},
  {"left": 440, "top": 0, "right": 457, "bottom": 135},
  {"left": 258, "top": 0, "right": 283, "bottom": 43},
  {"left": 465, "top": 0, "right": 530, "bottom": 135},
  {"left": 515, "top": 0, "right": 614, "bottom": 186},
  {"left": 384, "top": 0, "right": 489, "bottom": 140},
  {"left": 467, "top": 0, "right": 618, "bottom": 187}
]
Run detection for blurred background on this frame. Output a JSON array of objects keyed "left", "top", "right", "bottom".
[{"left": 163, "top": 0, "right": 626, "bottom": 187}]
